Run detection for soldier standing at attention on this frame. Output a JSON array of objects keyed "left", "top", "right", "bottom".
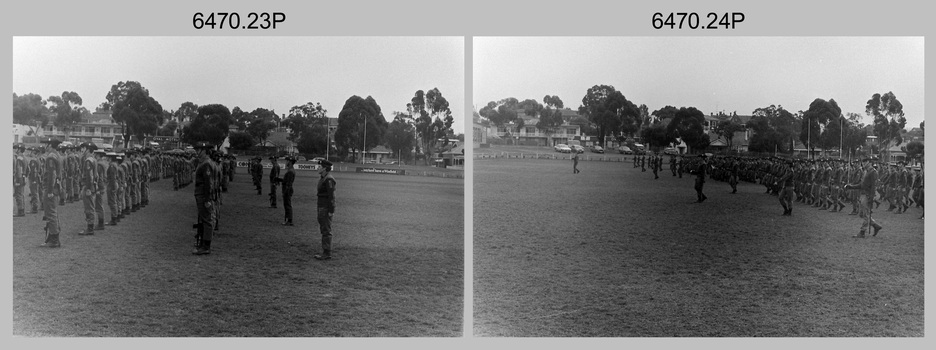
[
  {"left": 651, "top": 153, "right": 659, "bottom": 179},
  {"left": 572, "top": 150, "right": 580, "bottom": 174},
  {"left": 93, "top": 149, "right": 107, "bottom": 230},
  {"left": 252, "top": 156, "right": 263, "bottom": 195},
  {"left": 192, "top": 142, "right": 215, "bottom": 255},
  {"left": 778, "top": 161, "right": 795, "bottom": 216},
  {"left": 279, "top": 156, "right": 296, "bottom": 226},
  {"left": 118, "top": 153, "right": 129, "bottom": 219},
  {"left": 78, "top": 143, "right": 98, "bottom": 235},
  {"left": 41, "top": 140, "right": 64, "bottom": 248},
  {"left": 269, "top": 156, "right": 280, "bottom": 208},
  {"left": 314, "top": 160, "right": 337, "bottom": 260},
  {"left": 220, "top": 153, "right": 230, "bottom": 193},
  {"left": 105, "top": 152, "right": 120, "bottom": 226},
  {"left": 28, "top": 147, "right": 44, "bottom": 215},
  {"left": 14, "top": 144, "right": 28, "bottom": 217}
]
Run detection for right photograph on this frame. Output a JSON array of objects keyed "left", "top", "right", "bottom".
[{"left": 472, "top": 37, "right": 924, "bottom": 337}]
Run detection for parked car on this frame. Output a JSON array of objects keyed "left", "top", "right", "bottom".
[
  {"left": 663, "top": 147, "right": 678, "bottom": 155},
  {"left": 618, "top": 146, "right": 633, "bottom": 154},
  {"left": 590, "top": 145, "right": 604, "bottom": 153},
  {"left": 570, "top": 145, "right": 585, "bottom": 153},
  {"left": 554, "top": 144, "right": 571, "bottom": 153}
]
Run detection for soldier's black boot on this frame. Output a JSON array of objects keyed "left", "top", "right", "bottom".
[
  {"left": 314, "top": 250, "right": 332, "bottom": 260},
  {"left": 195, "top": 240, "right": 211, "bottom": 255},
  {"left": 78, "top": 224, "right": 94, "bottom": 235},
  {"left": 95, "top": 218, "right": 105, "bottom": 230},
  {"left": 40, "top": 233, "right": 61, "bottom": 248},
  {"left": 106, "top": 217, "right": 118, "bottom": 226},
  {"left": 872, "top": 224, "right": 882, "bottom": 237},
  {"left": 192, "top": 224, "right": 203, "bottom": 255}
]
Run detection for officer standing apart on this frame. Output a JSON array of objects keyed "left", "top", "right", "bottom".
[
  {"left": 269, "top": 156, "right": 280, "bottom": 208},
  {"left": 572, "top": 150, "right": 580, "bottom": 174},
  {"left": 279, "top": 156, "right": 296, "bottom": 226},
  {"left": 314, "top": 160, "right": 337, "bottom": 260},
  {"left": 192, "top": 142, "right": 215, "bottom": 255}
]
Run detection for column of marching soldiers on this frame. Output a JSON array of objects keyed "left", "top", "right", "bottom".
[
  {"left": 12, "top": 140, "right": 238, "bottom": 250},
  {"left": 632, "top": 152, "right": 924, "bottom": 231}
]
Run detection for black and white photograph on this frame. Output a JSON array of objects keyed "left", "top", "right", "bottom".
[
  {"left": 11, "top": 36, "right": 465, "bottom": 336},
  {"left": 472, "top": 36, "right": 924, "bottom": 336}
]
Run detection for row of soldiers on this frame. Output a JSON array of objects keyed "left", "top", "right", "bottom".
[
  {"left": 746, "top": 157, "right": 924, "bottom": 218},
  {"left": 12, "top": 141, "right": 165, "bottom": 247}
]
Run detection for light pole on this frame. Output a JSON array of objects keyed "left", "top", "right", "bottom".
[{"left": 361, "top": 115, "right": 367, "bottom": 165}]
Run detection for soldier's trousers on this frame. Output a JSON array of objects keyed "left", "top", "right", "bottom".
[
  {"left": 14, "top": 184, "right": 25, "bottom": 214},
  {"left": 64, "top": 179, "right": 72, "bottom": 202},
  {"left": 120, "top": 185, "right": 128, "bottom": 213},
  {"left": 108, "top": 186, "right": 118, "bottom": 220},
  {"left": 779, "top": 186, "right": 794, "bottom": 209},
  {"left": 141, "top": 181, "right": 149, "bottom": 204},
  {"left": 196, "top": 196, "right": 213, "bottom": 242},
  {"left": 44, "top": 192, "right": 60, "bottom": 237},
  {"left": 129, "top": 182, "right": 138, "bottom": 208},
  {"left": 283, "top": 189, "right": 293, "bottom": 223},
  {"left": 317, "top": 206, "right": 332, "bottom": 253},
  {"left": 269, "top": 182, "right": 278, "bottom": 206},
  {"left": 94, "top": 188, "right": 105, "bottom": 223},
  {"left": 29, "top": 181, "right": 40, "bottom": 212},
  {"left": 859, "top": 194, "right": 881, "bottom": 233},
  {"left": 82, "top": 187, "right": 95, "bottom": 225},
  {"left": 694, "top": 179, "right": 705, "bottom": 202}
]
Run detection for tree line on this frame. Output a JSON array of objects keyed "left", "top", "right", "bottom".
[
  {"left": 13, "top": 81, "right": 459, "bottom": 165},
  {"left": 477, "top": 85, "right": 921, "bottom": 161}
]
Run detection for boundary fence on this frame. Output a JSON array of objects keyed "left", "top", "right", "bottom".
[{"left": 474, "top": 152, "right": 630, "bottom": 162}]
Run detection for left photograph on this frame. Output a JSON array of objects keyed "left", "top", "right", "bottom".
[{"left": 12, "top": 36, "right": 465, "bottom": 337}]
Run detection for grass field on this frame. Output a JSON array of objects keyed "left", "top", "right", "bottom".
[
  {"left": 473, "top": 156, "right": 924, "bottom": 337},
  {"left": 13, "top": 168, "right": 463, "bottom": 337}
]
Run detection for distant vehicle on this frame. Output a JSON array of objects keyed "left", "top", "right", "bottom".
[
  {"left": 554, "top": 144, "right": 571, "bottom": 153},
  {"left": 102, "top": 143, "right": 113, "bottom": 151},
  {"left": 590, "top": 145, "right": 604, "bottom": 153},
  {"left": 570, "top": 145, "right": 585, "bottom": 153},
  {"left": 618, "top": 146, "right": 633, "bottom": 154},
  {"left": 311, "top": 157, "right": 326, "bottom": 163},
  {"left": 663, "top": 147, "right": 678, "bottom": 155}
]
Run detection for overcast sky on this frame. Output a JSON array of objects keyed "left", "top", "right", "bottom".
[
  {"left": 474, "top": 37, "right": 924, "bottom": 129},
  {"left": 13, "top": 36, "right": 465, "bottom": 133}
]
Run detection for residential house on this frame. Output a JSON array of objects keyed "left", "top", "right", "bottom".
[{"left": 703, "top": 113, "right": 753, "bottom": 153}]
